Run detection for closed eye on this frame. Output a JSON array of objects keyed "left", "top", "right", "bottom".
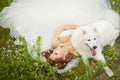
[{"left": 54, "top": 53, "right": 57, "bottom": 55}]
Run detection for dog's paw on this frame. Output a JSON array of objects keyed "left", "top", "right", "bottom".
[
  {"left": 107, "top": 70, "right": 114, "bottom": 77},
  {"left": 104, "top": 66, "right": 114, "bottom": 77}
]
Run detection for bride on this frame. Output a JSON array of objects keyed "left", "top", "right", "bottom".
[{"left": 0, "top": 0, "right": 119, "bottom": 72}]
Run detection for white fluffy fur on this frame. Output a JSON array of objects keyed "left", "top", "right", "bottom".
[
  {"left": 0, "top": 0, "right": 119, "bottom": 73},
  {"left": 71, "top": 10, "right": 120, "bottom": 77}
]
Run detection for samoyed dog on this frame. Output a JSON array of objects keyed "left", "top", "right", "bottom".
[{"left": 70, "top": 11, "right": 120, "bottom": 77}]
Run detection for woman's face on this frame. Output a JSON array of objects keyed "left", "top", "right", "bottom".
[{"left": 49, "top": 47, "right": 66, "bottom": 61}]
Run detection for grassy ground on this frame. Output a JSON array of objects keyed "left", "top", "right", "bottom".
[{"left": 0, "top": 0, "right": 120, "bottom": 80}]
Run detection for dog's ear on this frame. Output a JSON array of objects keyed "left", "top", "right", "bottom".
[
  {"left": 83, "top": 30, "right": 86, "bottom": 35},
  {"left": 93, "top": 28, "right": 97, "bottom": 32}
]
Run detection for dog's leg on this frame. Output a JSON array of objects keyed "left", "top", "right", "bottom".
[
  {"left": 110, "top": 41, "right": 115, "bottom": 47},
  {"left": 103, "top": 65, "right": 113, "bottom": 77},
  {"left": 94, "top": 51, "right": 113, "bottom": 77},
  {"left": 82, "top": 55, "right": 93, "bottom": 75},
  {"left": 82, "top": 55, "right": 89, "bottom": 65}
]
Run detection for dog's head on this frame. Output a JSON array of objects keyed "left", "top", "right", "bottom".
[{"left": 81, "top": 26, "right": 98, "bottom": 56}]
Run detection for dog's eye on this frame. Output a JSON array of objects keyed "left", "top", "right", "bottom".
[
  {"left": 94, "top": 38, "right": 96, "bottom": 40},
  {"left": 88, "top": 39, "right": 91, "bottom": 41}
]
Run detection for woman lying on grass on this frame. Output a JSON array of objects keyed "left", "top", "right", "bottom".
[{"left": 43, "top": 24, "right": 78, "bottom": 69}]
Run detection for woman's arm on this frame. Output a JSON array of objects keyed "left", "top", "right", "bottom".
[{"left": 51, "top": 24, "right": 78, "bottom": 48}]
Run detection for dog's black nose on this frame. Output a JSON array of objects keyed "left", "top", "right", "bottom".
[{"left": 93, "top": 46, "right": 97, "bottom": 49}]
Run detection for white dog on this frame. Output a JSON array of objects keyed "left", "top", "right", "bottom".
[{"left": 70, "top": 12, "right": 120, "bottom": 77}]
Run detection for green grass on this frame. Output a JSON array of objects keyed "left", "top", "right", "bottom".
[
  {"left": 110, "top": 0, "right": 120, "bottom": 14},
  {"left": 0, "top": 0, "right": 120, "bottom": 80},
  {"left": 0, "top": 0, "right": 12, "bottom": 12}
]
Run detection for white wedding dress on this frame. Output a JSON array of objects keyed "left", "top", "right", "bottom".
[{"left": 0, "top": 0, "right": 119, "bottom": 62}]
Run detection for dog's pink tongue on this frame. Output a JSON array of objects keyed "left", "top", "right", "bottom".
[{"left": 91, "top": 49, "right": 96, "bottom": 56}]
